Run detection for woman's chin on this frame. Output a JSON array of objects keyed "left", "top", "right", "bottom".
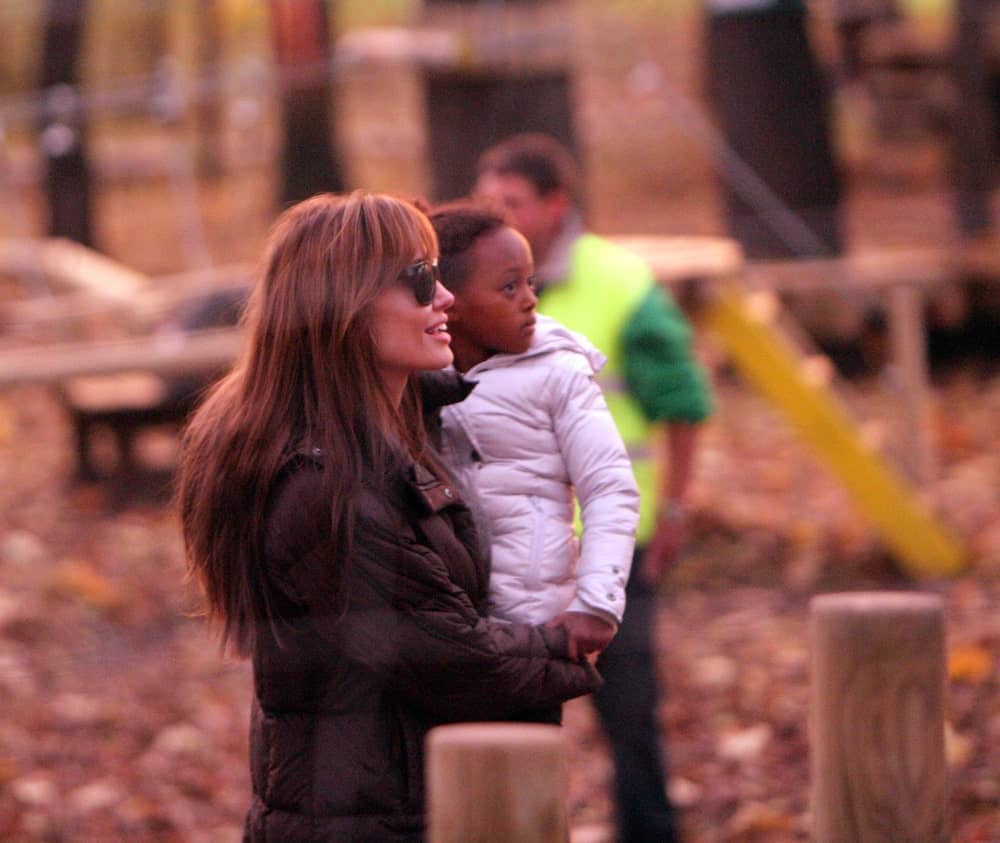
[{"left": 426, "top": 348, "right": 454, "bottom": 370}]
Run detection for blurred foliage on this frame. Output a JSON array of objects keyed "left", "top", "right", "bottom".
[
  {"left": 0, "top": 0, "right": 418, "bottom": 99},
  {"left": 0, "top": 0, "right": 956, "bottom": 99}
]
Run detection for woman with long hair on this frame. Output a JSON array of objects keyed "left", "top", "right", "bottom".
[{"left": 178, "top": 191, "right": 599, "bottom": 842}]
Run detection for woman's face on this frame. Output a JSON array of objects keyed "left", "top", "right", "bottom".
[
  {"left": 447, "top": 225, "right": 537, "bottom": 372},
  {"left": 371, "top": 258, "right": 455, "bottom": 404}
]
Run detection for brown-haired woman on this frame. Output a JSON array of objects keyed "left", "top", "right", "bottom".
[{"left": 178, "top": 191, "right": 600, "bottom": 842}]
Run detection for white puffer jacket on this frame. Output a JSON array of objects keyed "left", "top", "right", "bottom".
[{"left": 439, "top": 315, "right": 639, "bottom": 626}]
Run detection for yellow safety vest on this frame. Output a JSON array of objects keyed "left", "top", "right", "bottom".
[{"left": 538, "top": 233, "right": 659, "bottom": 544}]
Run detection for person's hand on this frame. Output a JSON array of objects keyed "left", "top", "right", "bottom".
[
  {"left": 547, "top": 611, "right": 617, "bottom": 660},
  {"left": 640, "top": 508, "right": 687, "bottom": 585}
]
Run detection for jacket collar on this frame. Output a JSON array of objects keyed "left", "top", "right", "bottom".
[
  {"left": 536, "top": 207, "right": 585, "bottom": 289},
  {"left": 292, "top": 446, "right": 463, "bottom": 516},
  {"left": 418, "top": 369, "right": 477, "bottom": 412},
  {"left": 407, "top": 461, "right": 463, "bottom": 514}
]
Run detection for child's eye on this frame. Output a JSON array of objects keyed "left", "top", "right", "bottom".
[
  {"left": 526, "top": 275, "right": 538, "bottom": 291},
  {"left": 502, "top": 282, "right": 518, "bottom": 296}
]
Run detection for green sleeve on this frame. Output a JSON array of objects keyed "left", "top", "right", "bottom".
[{"left": 621, "top": 285, "right": 713, "bottom": 423}]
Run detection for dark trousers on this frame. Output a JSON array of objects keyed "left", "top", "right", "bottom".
[{"left": 594, "top": 551, "right": 679, "bottom": 843}]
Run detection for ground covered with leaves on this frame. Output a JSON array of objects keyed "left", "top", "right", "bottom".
[{"left": 1, "top": 355, "right": 998, "bottom": 842}]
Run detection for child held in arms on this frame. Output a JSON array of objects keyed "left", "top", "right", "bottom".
[{"left": 428, "top": 203, "right": 639, "bottom": 713}]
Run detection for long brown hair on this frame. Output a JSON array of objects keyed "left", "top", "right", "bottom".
[{"left": 178, "top": 191, "right": 439, "bottom": 656}]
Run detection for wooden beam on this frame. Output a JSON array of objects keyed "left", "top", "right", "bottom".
[
  {"left": 611, "top": 235, "right": 744, "bottom": 284},
  {"left": 0, "top": 262, "right": 253, "bottom": 332},
  {"left": 744, "top": 248, "right": 953, "bottom": 292},
  {"left": 613, "top": 237, "right": 954, "bottom": 292},
  {"left": 889, "top": 283, "right": 936, "bottom": 484},
  {"left": 0, "top": 237, "right": 149, "bottom": 302},
  {"left": 0, "top": 328, "right": 242, "bottom": 387}
]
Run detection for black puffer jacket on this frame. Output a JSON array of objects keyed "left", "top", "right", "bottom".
[{"left": 244, "top": 454, "right": 600, "bottom": 842}]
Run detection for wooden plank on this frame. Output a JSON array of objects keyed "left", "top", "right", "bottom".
[
  {"left": 62, "top": 373, "right": 168, "bottom": 412},
  {"left": 0, "top": 237, "right": 149, "bottom": 302},
  {"left": 959, "top": 234, "right": 1000, "bottom": 279},
  {"left": 889, "top": 283, "right": 936, "bottom": 484},
  {"left": 0, "top": 328, "right": 242, "bottom": 387},
  {"left": 744, "top": 248, "right": 953, "bottom": 292},
  {"left": 613, "top": 236, "right": 953, "bottom": 292},
  {"left": 0, "top": 262, "right": 253, "bottom": 331},
  {"left": 611, "top": 235, "right": 744, "bottom": 284}
]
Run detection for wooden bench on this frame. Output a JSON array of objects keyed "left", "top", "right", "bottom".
[
  {"left": 60, "top": 286, "right": 248, "bottom": 483},
  {"left": 0, "top": 238, "right": 250, "bottom": 485}
]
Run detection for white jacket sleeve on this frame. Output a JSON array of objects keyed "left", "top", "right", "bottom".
[{"left": 549, "top": 366, "right": 639, "bottom": 624}]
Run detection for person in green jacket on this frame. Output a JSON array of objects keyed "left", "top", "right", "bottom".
[{"left": 476, "top": 133, "right": 713, "bottom": 843}]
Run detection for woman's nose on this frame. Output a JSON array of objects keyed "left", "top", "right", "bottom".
[{"left": 433, "top": 281, "right": 455, "bottom": 311}]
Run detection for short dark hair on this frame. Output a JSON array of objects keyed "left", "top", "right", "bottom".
[
  {"left": 428, "top": 202, "right": 508, "bottom": 293},
  {"left": 477, "top": 133, "right": 581, "bottom": 202}
]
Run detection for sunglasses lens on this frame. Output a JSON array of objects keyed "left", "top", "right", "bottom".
[{"left": 403, "top": 261, "right": 438, "bottom": 306}]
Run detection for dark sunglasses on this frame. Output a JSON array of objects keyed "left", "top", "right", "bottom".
[{"left": 398, "top": 259, "right": 441, "bottom": 306}]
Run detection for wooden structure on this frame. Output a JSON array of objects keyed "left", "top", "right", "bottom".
[
  {"left": 420, "top": 0, "right": 577, "bottom": 200},
  {"left": 810, "top": 592, "right": 948, "bottom": 842},
  {"left": 0, "top": 238, "right": 248, "bottom": 482},
  {"left": 0, "top": 329, "right": 242, "bottom": 387},
  {"left": 426, "top": 723, "right": 568, "bottom": 843},
  {"left": 0, "top": 237, "right": 149, "bottom": 310},
  {"left": 618, "top": 237, "right": 953, "bottom": 485},
  {"left": 854, "top": 0, "right": 1000, "bottom": 237},
  {"left": 613, "top": 235, "right": 967, "bottom": 576}
]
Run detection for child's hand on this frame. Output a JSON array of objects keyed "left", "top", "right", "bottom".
[{"left": 547, "top": 612, "right": 617, "bottom": 660}]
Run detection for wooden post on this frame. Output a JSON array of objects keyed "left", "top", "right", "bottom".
[
  {"left": 426, "top": 723, "right": 567, "bottom": 843},
  {"left": 888, "top": 283, "right": 936, "bottom": 484},
  {"left": 810, "top": 592, "right": 948, "bottom": 843}
]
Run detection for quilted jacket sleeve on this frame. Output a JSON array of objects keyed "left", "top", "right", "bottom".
[
  {"left": 548, "top": 365, "right": 639, "bottom": 624},
  {"left": 265, "top": 465, "right": 601, "bottom": 721}
]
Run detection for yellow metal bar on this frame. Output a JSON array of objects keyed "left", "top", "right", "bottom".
[{"left": 703, "top": 287, "right": 966, "bottom": 576}]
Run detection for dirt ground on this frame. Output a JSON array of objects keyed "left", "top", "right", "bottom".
[{"left": 3, "top": 6, "right": 1000, "bottom": 841}]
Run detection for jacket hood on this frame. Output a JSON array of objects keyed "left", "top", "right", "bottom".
[{"left": 467, "top": 314, "right": 606, "bottom": 376}]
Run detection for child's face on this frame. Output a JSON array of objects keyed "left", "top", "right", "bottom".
[{"left": 448, "top": 226, "right": 537, "bottom": 371}]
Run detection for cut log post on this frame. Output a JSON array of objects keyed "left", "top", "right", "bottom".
[
  {"left": 426, "top": 723, "right": 567, "bottom": 843},
  {"left": 810, "top": 592, "right": 948, "bottom": 843}
]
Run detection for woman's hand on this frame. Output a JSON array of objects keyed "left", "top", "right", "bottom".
[{"left": 547, "top": 611, "right": 617, "bottom": 660}]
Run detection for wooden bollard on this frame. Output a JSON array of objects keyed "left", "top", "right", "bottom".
[
  {"left": 810, "top": 592, "right": 948, "bottom": 842},
  {"left": 426, "top": 723, "right": 567, "bottom": 843}
]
